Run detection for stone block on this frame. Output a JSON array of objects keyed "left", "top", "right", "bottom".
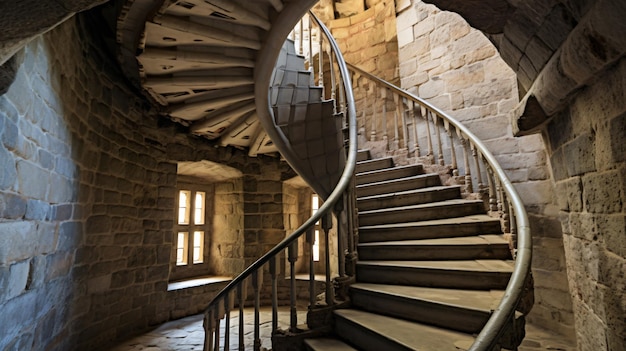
[
  {"left": 0, "top": 291, "right": 37, "bottom": 349},
  {"left": 413, "top": 15, "right": 435, "bottom": 38},
  {"left": 512, "top": 180, "right": 553, "bottom": 207},
  {"left": 2, "top": 115, "right": 19, "bottom": 153},
  {"left": 596, "top": 214, "right": 626, "bottom": 257},
  {"left": 6, "top": 259, "right": 30, "bottom": 301},
  {"left": 25, "top": 198, "right": 50, "bottom": 220},
  {"left": 0, "top": 221, "right": 55, "bottom": 264},
  {"left": 88, "top": 274, "right": 112, "bottom": 294},
  {"left": 563, "top": 132, "right": 596, "bottom": 177},
  {"left": 16, "top": 160, "right": 48, "bottom": 199},
  {"left": 443, "top": 63, "right": 484, "bottom": 93},
  {"left": 608, "top": 113, "right": 626, "bottom": 164},
  {"left": 418, "top": 77, "right": 444, "bottom": 99},
  {"left": 582, "top": 170, "right": 623, "bottom": 214},
  {"left": 0, "top": 192, "right": 27, "bottom": 219},
  {"left": 45, "top": 251, "right": 72, "bottom": 282},
  {"left": 396, "top": 7, "right": 417, "bottom": 32}
]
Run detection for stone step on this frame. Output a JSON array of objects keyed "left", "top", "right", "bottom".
[
  {"left": 356, "top": 149, "right": 370, "bottom": 162},
  {"left": 355, "top": 157, "right": 393, "bottom": 174},
  {"left": 304, "top": 338, "right": 358, "bottom": 351},
  {"left": 357, "top": 235, "right": 511, "bottom": 261},
  {"left": 355, "top": 259, "right": 514, "bottom": 289},
  {"left": 349, "top": 283, "right": 503, "bottom": 333},
  {"left": 334, "top": 309, "right": 475, "bottom": 351},
  {"left": 358, "top": 199, "right": 485, "bottom": 226},
  {"left": 357, "top": 185, "right": 461, "bottom": 211},
  {"left": 356, "top": 173, "right": 441, "bottom": 198},
  {"left": 355, "top": 164, "right": 424, "bottom": 186},
  {"left": 359, "top": 215, "right": 502, "bottom": 243}
]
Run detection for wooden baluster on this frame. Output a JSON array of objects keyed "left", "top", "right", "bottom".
[
  {"left": 288, "top": 242, "right": 298, "bottom": 332},
  {"left": 270, "top": 256, "right": 278, "bottom": 334},
  {"left": 433, "top": 113, "right": 444, "bottom": 166},
  {"left": 237, "top": 283, "right": 245, "bottom": 351},
  {"left": 392, "top": 93, "right": 400, "bottom": 150},
  {"left": 322, "top": 213, "right": 333, "bottom": 306},
  {"left": 410, "top": 101, "right": 420, "bottom": 157},
  {"left": 461, "top": 138, "right": 473, "bottom": 193},
  {"left": 446, "top": 122, "right": 458, "bottom": 176}
]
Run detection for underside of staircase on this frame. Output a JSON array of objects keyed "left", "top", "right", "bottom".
[{"left": 304, "top": 150, "right": 524, "bottom": 351}]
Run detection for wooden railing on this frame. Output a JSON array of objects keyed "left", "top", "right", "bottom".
[
  {"left": 202, "top": 11, "right": 358, "bottom": 351},
  {"left": 346, "top": 63, "right": 532, "bottom": 351}
]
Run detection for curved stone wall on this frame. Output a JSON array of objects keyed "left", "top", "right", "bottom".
[
  {"left": 395, "top": 0, "right": 576, "bottom": 339},
  {"left": 0, "top": 13, "right": 291, "bottom": 350}
]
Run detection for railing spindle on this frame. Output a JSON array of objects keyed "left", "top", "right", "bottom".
[
  {"left": 424, "top": 108, "right": 434, "bottom": 159},
  {"left": 370, "top": 82, "right": 376, "bottom": 141},
  {"left": 253, "top": 271, "right": 261, "bottom": 351},
  {"left": 446, "top": 122, "right": 458, "bottom": 175},
  {"left": 392, "top": 93, "right": 400, "bottom": 150},
  {"left": 288, "top": 242, "right": 298, "bottom": 332},
  {"left": 433, "top": 113, "right": 444, "bottom": 166},
  {"left": 224, "top": 296, "right": 231, "bottom": 351},
  {"left": 462, "top": 138, "right": 473, "bottom": 193},
  {"left": 308, "top": 227, "right": 315, "bottom": 308},
  {"left": 472, "top": 146, "right": 483, "bottom": 190},
  {"left": 330, "top": 51, "right": 337, "bottom": 114},
  {"left": 487, "top": 167, "right": 498, "bottom": 212},
  {"left": 237, "top": 284, "right": 244, "bottom": 351},
  {"left": 214, "top": 308, "right": 221, "bottom": 351},
  {"left": 322, "top": 213, "right": 333, "bottom": 306},
  {"left": 270, "top": 256, "right": 278, "bottom": 334},
  {"left": 381, "top": 88, "right": 388, "bottom": 145},
  {"left": 205, "top": 312, "right": 214, "bottom": 351},
  {"left": 318, "top": 29, "right": 324, "bottom": 94},
  {"left": 298, "top": 19, "right": 304, "bottom": 55},
  {"left": 410, "top": 101, "right": 420, "bottom": 156}
]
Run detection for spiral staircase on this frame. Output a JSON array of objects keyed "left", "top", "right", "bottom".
[{"left": 115, "top": 0, "right": 532, "bottom": 350}]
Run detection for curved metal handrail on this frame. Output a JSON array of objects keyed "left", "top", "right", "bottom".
[
  {"left": 202, "top": 7, "right": 357, "bottom": 351},
  {"left": 348, "top": 62, "right": 532, "bottom": 351}
]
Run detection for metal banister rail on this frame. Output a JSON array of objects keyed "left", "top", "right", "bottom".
[
  {"left": 347, "top": 62, "right": 532, "bottom": 351},
  {"left": 202, "top": 9, "right": 357, "bottom": 351}
]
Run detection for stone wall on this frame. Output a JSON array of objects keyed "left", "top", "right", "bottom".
[
  {"left": 0, "top": 14, "right": 292, "bottom": 351},
  {"left": 325, "top": 0, "right": 400, "bottom": 83},
  {"left": 394, "top": 0, "right": 576, "bottom": 339},
  {"left": 546, "top": 57, "right": 626, "bottom": 351}
]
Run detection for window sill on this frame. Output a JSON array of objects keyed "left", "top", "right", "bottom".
[{"left": 167, "top": 275, "right": 232, "bottom": 291}]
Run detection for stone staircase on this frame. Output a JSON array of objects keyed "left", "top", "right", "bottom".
[{"left": 304, "top": 149, "right": 521, "bottom": 351}]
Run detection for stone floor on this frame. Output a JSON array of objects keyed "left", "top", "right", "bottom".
[{"left": 109, "top": 308, "right": 577, "bottom": 351}]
